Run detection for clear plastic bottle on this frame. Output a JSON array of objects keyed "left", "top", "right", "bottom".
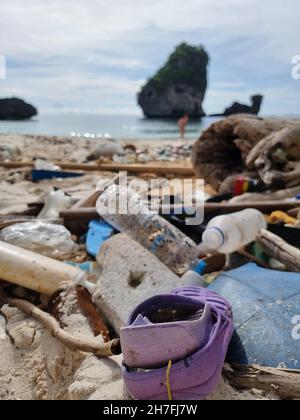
[
  {"left": 96, "top": 185, "right": 199, "bottom": 275},
  {"left": 202, "top": 209, "right": 267, "bottom": 254}
]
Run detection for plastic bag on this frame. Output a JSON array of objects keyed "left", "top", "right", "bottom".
[
  {"left": 34, "top": 159, "right": 61, "bottom": 171},
  {"left": 0, "top": 144, "right": 20, "bottom": 161},
  {"left": 0, "top": 222, "right": 78, "bottom": 259}
]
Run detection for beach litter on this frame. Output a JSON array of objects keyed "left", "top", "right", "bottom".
[
  {"left": 0, "top": 221, "right": 78, "bottom": 259},
  {"left": 209, "top": 263, "right": 300, "bottom": 370},
  {"left": 0, "top": 143, "right": 20, "bottom": 161},
  {"left": 0, "top": 241, "right": 87, "bottom": 295},
  {"left": 8, "top": 297, "right": 121, "bottom": 358},
  {"left": 86, "top": 220, "right": 115, "bottom": 257},
  {"left": 0, "top": 120, "right": 299, "bottom": 401},
  {"left": 256, "top": 229, "right": 300, "bottom": 272},
  {"left": 38, "top": 189, "right": 72, "bottom": 219},
  {"left": 34, "top": 159, "right": 61, "bottom": 171},
  {"left": 96, "top": 184, "right": 200, "bottom": 275},
  {"left": 31, "top": 169, "right": 84, "bottom": 181},
  {"left": 202, "top": 209, "right": 267, "bottom": 254},
  {"left": 121, "top": 286, "right": 234, "bottom": 400},
  {"left": 87, "top": 138, "right": 124, "bottom": 161}
]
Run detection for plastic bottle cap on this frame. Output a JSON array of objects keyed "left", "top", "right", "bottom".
[
  {"left": 194, "top": 260, "right": 207, "bottom": 275},
  {"left": 203, "top": 227, "right": 225, "bottom": 250}
]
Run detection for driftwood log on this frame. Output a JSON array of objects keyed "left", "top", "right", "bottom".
[
  {"left": 230, "top": 185, "right": 300, "bottom": 203},
  {"left": 223, "top": 363, "right": 300, "bottom": 400},
  {"left": 256, "top": 229, "right": 300, "bottom": 272},
  {"left": 192, "top": 115, "right": 300, "bottom": 192}
]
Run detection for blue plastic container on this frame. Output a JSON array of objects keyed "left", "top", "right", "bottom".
[
  {"left": 31, "top": 169, "right": 84, "bottom": 181},
  {"left": 86, "top": 220, "right": 115, "bottom": 257},
  {"left": 208, "top": 263, "right": 300, "bottom": 369}
]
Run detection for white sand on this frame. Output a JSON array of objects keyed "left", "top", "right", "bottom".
[
  {"left": 1, "top": 307, "right": 275, "bottom": 400},
  {"left": 0, "top": 133, "right": 278, "bottom": 400}
]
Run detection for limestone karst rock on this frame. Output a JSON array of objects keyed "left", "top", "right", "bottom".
[{"left": 138, "top": 43, "right": 209, "bottom": 118}]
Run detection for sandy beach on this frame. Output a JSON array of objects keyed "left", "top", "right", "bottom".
[
  {"left": 1, "top": 0, "right": 299, "bottom": 403},
  {"left": 0, "top": 132, "right": 282, "bottom": 401}
]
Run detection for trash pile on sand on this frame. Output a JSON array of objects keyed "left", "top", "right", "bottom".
[{"left": 0, "top": 117, "right": 299, "bottom": 400}]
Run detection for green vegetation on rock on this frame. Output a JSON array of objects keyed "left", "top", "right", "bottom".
[
  {"left": 138, "top": 42, "right": 209, "bottom": 118},
  {"left": 147, "top": 43, "right": 209, "bottom": 93}
]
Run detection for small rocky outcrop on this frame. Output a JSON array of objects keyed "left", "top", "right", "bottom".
[
  {"left": 138, "top": 43, "right": 209, "bottom": 118},
  {"left": 211, "top": 95, "right": 263, "bottom": 117},
  {"left": 0, "top": 97, "right": 38, "bottom": 120}
]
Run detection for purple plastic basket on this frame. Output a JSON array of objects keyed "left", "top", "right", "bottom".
[{"left": 122, "top": 286, "right": 234, "bottom": 400}]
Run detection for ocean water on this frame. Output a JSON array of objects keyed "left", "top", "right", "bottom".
[{"left": 0, "top": 114, "right": 220, "bottom": 140}]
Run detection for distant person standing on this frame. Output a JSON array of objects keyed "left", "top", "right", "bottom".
[{"left": 178, "top": 114, "right": 189, "bottom": 140}]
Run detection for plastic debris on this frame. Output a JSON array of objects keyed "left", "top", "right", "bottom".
[
  {"left": 121, "top": 286, "right": 234, "bottom": 400},
  {"left": 0, "top": 144, "right": 20, "bottom": 161},
  {"left": 209, "top": 263, "right": 300, "bottom": 369},
  {"left": 38, "top": 189, "right": 72, "bottom": 219},
  {"left": 31, "top": 169, "right": 84, "bottom": 181},
  {"left": 202, "top": 209, "right": 267, "bottom": 253},
  {"left": 87, "top": 138, "right": 124, "bottom": 161},
  {"left": 181, "top": 260, "right": 207, "bottom": 287},
  {"left": 0, "top": 221, "right": 78, "bottom": 259},
  {"left": 34, "top": 159, "right": 61, "bottom": 171},
  {"left": 268, "top": 211, "right": 297, "bottom": 226},
  {"left": 0, "top": 241, "right": 86, "bottom": 295},
  {"left": 96, "top": 185, "right": 200, "bottom": 275},
  {"left": 86, "top": 220, "right": 115, "bottom": 257}
]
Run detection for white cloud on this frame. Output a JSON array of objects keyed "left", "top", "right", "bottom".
[{"left": 0, "top": 0, "right": 299, "bottom": 114}]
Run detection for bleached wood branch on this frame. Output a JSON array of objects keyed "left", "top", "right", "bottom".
[
  {"left": 223, "top": 363, "right": 300, "bottom": 400},
  {"left": 256, "top": 229, "right": 300, "bottom": 272},
  {"left": 8, "top": 298, "right": 121, "bottom": 357}
]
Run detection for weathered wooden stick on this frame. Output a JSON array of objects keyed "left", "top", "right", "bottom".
[
  {"left": 8, "top": 298, "right": 121, "bottom": 357},
  {"left": 61, "top": 207, "right": 99, "bottom": 221},
  {"left": 231, "top": 185, "right": 300, "bottom": 203},
  {"left": 60, "top": 201, "right": 300, "bottom": 221},
  {"left": 223, "top": 363, "right": 300, "bottom": 400},
  {"left": 203, "top": 201, "right": 300, "bottom": 214},
  {"left": 0, "top": 161, "right": 195, "bottom": 176},
  {"left": 72, "top": 175, "right": 120, "bottom": 210},
  {"left": 256, "top": 229, "right": 300, "bottom": 272}
]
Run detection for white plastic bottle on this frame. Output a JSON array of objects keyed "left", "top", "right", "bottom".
[
  {"left": 96, "top": 185, "right": 200, "bottom": 275},
  {"left": 202, "top": 209, "right": 267, "bottom": 254},
  {"left": 38, "top": 190, "right": 72, "bottom": 219}
]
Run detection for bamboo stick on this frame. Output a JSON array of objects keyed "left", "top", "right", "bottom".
[{"left": 0, "top": 161, "right": 195, "bottom": 176}]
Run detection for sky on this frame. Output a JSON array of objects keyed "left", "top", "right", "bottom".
[{"left": 0, "top": 0, "right": 299, "bottom": 116}]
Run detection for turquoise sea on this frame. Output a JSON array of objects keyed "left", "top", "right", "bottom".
[{"left": 0, "top": 114, "right": 221, "bottom": 140}]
